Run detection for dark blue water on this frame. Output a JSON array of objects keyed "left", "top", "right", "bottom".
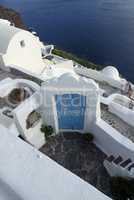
[{"left": 1, "top": 0, "right": 134, "bottom": 82}]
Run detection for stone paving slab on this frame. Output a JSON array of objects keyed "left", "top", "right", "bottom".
[{"left": 40, "top": 133, "right": 111, "bottom": 197}]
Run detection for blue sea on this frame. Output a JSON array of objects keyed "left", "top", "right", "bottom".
[{"left": 1, "top": 0, "right": 134, "bottom": 82}]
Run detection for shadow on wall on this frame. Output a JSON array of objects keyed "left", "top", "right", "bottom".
[{"left": 0, "top": 178, "right": 23, "bottom": 200}]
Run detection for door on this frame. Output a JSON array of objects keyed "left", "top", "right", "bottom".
[{"left": 55, "top": 94, "right": 86, "bottom": 130}]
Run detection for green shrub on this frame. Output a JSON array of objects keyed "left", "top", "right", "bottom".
[
  {"left": 53, "top": 48, "right": 102, "bottom": 70},
  {"left": 83, "top": 133, "right": 94, "bottom": 142},
  {"left": 110, "top": 177, "right": 134, "bottom": 200},
  {"left": 40, "top": 124, "right": 54, "bottom": 140}
]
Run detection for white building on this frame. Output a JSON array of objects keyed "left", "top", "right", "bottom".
[
  {"left": 0, "top": 21, "right": 44, "bottom": 74},
  {"left": 0, "top": 18, "right": 134, "bottom": 199},
  {"left": 41, "top": 72, "right": 100, "bottom": 133}
]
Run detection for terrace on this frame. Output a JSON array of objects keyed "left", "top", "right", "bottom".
[
  {"left": 40, "top": 132, "right": 111, "bottom": 197},
  {"left": 43, "top": 54, "right": 67, "bottom": 66}
]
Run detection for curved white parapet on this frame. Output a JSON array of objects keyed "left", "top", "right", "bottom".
[
  {"left": 101, "top": 93, "right": 134, "bottom": 127},
  {"left": 100, "top": 93, "right": 117, "bottom": 105},
  {"left": 75, "top": 65, "right": 126, "bottom": 90},
  {"left": 92, "top": 119, "right": 134, "bottom": 162},
  {"left": 0, "top": 78, "right": 40, "bottom": 98},
  {"left": 109, "top": 101, "right": 134, "bottom": 127},
  {"left": 12, "top": 92, "right": 44, "bottom": 148},
  {"left": 14, "top": 78, "right": 40, "bottom": 91}
]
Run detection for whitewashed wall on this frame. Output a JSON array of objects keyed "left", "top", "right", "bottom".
[
  {"left": 92, "top": 119, "right": 134, "bottom": 162},
  {"left": 41, "top": 89, "right": 100, "bottom": 133},
  {"left": 0, "top": 78, "right": 40, "bottom": 97},
  {"left": 0, "top": 125, "right": 112, "bottom": 200},
  {"left": 109, "top": 101, "right": 134, "bottom": 127},
  {"left": 13, "top": 92, "right": 44, "bottom": 148},
  {"left": 100, "top": 93, "right": 134, "bottom": 127},
  {"left": 3, "top": 30, "right": 45, "bottom": 75},
  {"left": 75, "top": 66, "right": 124, "bottom": 89}
]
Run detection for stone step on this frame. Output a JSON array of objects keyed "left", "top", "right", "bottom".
[
  {"left": 128, "top": 163, "right": 134, "bottom": 171},
  {"left": 113, "top": 156, "right": 123, "bottom": 165},
  {"left": 120, "top": 158, "right": 132, "bottom": 168},
  {"left": 106, "top": 155, "right": 115, "bottom": 162}
]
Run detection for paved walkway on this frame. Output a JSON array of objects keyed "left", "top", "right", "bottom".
[{"left": 40, "top": 133, "right": 111, "bottom": 197}]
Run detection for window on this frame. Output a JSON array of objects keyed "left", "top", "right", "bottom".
[{"left": 20, "top": 40, "right": 25, "bottom": 48}]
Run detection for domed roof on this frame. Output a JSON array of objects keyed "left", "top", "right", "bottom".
[{"left": 102, "top": 66, "right": 120, "bottom": 80}]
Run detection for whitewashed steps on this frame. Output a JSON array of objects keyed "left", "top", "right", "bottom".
[{"left": 104, "top": 155, "right": 134, "bottom": 179}]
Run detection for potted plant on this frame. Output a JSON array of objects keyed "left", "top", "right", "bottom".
[
  {"left": 40, "top": 124, "right": 54, "bottom": 140},
  {"left": 83, "top": 133, "right": 94, "bottom": 142}
]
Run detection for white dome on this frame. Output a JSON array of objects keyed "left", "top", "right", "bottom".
[{"left": 102, "top": 66, "right": 120, "bottom": 80}]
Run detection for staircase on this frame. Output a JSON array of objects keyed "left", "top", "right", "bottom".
[{"left": 104, "top": 155, "right": 134, "bottom": 179}]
